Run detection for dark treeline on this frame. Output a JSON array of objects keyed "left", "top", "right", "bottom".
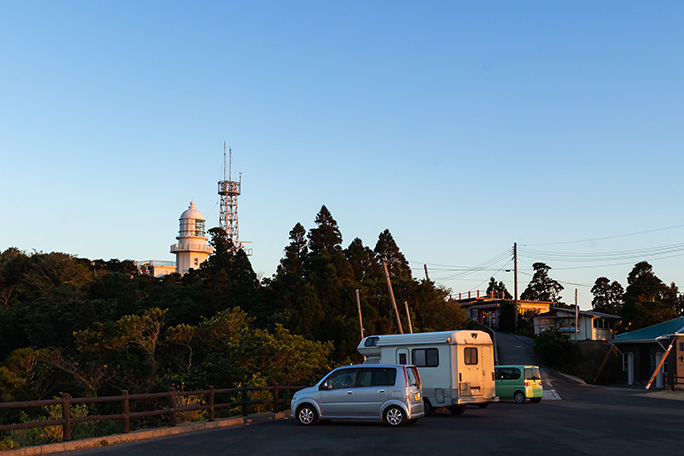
[
  {"left": 0, "top": 205, "right": 469, "bottom": 402},
  {"left": 492, "top": 261, "right": 684, "bottom": 332}
]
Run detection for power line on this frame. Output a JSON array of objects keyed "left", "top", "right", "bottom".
[
  {"left": 523, "top": 222, "right": 684, "bottom": 247},
  {"left": 519, "top": 243, "right": 684, "bottom": 264},
  {"left": 411, "top": 248, "right": 512, "bottom": 281}
]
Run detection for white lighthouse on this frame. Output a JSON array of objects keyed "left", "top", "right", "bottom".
[{"left": 170, "top": 201, "right": 214, "bottom": 275}]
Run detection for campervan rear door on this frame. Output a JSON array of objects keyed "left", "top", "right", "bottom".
[{"left": 460, "top": 343, "right": 482, "bottom": 395}]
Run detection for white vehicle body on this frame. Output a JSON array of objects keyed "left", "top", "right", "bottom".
[{"left": 357, "top": 330, "right": 498, "bottom": 413}]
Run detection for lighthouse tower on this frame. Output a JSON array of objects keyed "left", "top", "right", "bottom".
[{"left": 170, "top": 202, "right": 214, "bottom": 275}]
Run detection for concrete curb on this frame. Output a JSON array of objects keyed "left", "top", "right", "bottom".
[{"left": 2, "top": 412, "right": 291, "bottom": 455}]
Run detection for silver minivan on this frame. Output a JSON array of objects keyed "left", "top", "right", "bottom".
[{"left": 291, "top": 364, "right": 424, "bottom": 426}]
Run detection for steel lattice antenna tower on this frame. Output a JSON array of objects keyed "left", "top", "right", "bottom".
[{"left": 218, "top": 142, "right": 242, "bottom": 252}]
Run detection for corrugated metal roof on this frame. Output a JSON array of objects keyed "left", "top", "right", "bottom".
[{"left": 613, "top": 317, "right": 684, "bottom": 343}]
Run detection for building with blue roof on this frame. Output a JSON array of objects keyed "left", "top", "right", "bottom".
[{"left": 612, "top": 317, "right": 684, "bottom": 389}]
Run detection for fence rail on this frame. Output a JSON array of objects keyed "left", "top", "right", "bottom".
[
  {"left": 0, "top": 384, "right": 303, "bottom": 442},
  {"left": 665, "top": 375, "right": 683, "bottom": 389}
]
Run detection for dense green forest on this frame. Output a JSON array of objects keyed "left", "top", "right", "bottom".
[
  {"left": 2, "top": 205, "right": 682, "bottom": 403},
  {"left": 0, "top": 206, "right": 468, "bottom": 401}
]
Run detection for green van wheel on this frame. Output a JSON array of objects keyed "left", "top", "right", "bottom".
[{"left": 513, "top": 391, "right": 526, "bottom": 404}]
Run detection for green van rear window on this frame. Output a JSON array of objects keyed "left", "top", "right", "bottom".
[{"left": 525, "top": 367, "right": 541, "bottom": 380}]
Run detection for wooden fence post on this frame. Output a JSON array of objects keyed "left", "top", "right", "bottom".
[
  {"left": 61, "top": 393, "right": 72, "bottom": 442},
  {"left": 170, "top": 387, "right": 177, "bottom": 426},
  {"left": 272, "top": 383, "right": 279, "bottom": 413},
  {"left": 208, "top": 385, "right": 215, "bottom": 422},
  {"left": 122, "top": 390, "right": 130, "bottom": 433},
  {"left": 241, "top": 385, "right": 248, "bottom": 417}
]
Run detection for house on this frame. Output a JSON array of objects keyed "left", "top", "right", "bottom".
[
  {"left": 456, "top": 291, "right": 552, "bottom": 329},
  {"left": 611, "top": 317, "right": 684, "bottom": 389},
  {"left": 533, "top": 307, "right": 621, "bottom": 341}
]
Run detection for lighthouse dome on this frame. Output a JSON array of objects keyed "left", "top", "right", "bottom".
[{"left": 180, "top": 201, "right": 205, "bottom": 221}]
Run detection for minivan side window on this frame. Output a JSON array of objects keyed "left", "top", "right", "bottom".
[
  {"left": 324, "top": 369, "right": 358, "bottom": 389},
  {"left": 357, "top": 368, "right": 397, "bottom": 387},
  {"left": 495, "top": 367, "right": 520, "bottom": 380},
  {"left": 412, "top": 348, "right": 439, "bottom": 367},
  {"left": 464, "top": 347, "right": 478, "bottom": 365}
]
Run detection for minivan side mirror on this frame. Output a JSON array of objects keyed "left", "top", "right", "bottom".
[{"left": 320, "top": 381, "right": 333, "bottom": 391}]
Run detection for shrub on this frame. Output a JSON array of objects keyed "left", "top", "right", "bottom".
[{"left": 534, "top": 330, "right": 580, "bottom": 371}]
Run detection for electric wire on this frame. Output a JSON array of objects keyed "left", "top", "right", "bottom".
[
  {"left": 519, "top": 243, "right": 684, "bottom": 263},
  {"left": 523, "top": 222, "right": 684, "bottom": 247}
]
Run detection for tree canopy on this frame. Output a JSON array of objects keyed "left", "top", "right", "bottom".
[
  {"left": 620, "top": 261, "right": 678, "bottom": 330},
  {"left": 0, "top": 205, "right": 468, "bottom": 401},
  {"left": 590, "top": 277, "right": 624, "bottom": 315},
  {"left": 520, "top": 262, "right": 564, "bottom": 303}
]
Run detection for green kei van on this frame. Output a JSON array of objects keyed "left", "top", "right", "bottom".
[{"left": 494, "top": 365, "right": 543, "bottom": 404}]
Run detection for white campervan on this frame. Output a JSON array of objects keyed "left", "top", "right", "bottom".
[{"left": 357, "top": 330, "right": 497, "bottom": 415}]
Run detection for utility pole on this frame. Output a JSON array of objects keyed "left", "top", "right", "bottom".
[
  {"left": 514, "top": 242, "right": 518, "bottom": 332},
  {"left": 575, "top": 289, "right": 579, "bottom": 342},
  {"left": 355, "top": 289, "right": 364, "bottom": 340},
  {"left": 424, "top": 264, "right": 430, "bottom": 281},
  {"left": 383, "top": 260, "right": 404, "bottom": 334},
  {"left": 404, "top": 301, "right": 413, "bottom": 334}
]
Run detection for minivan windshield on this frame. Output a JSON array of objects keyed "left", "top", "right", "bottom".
[{"left": 524, "top": 367, "right": 541, "bottom": 380}]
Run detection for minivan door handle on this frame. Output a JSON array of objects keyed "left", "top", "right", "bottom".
[
  {"left": 345, "top": 391, "right": 353, "bottom": 395},
  {"left": 377, "top": 389, "right": 385, "bottom": 393}
]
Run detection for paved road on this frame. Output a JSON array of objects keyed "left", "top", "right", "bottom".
[
  {"left": 68, "top": 379, "right": 684, "bottom": 456},
  {"left": 65, "top": 332, "right": 684, "bottom": 456},
  {"left": 495, "top": 331, "right": 563, "bottom": 400},
  {"left": 495, "top": 332, "right": 538, "bottom": 365}
]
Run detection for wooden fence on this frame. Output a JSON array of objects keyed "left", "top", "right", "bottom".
[{"left": 0, "top": 384, "right": 303, "bottom": 442}]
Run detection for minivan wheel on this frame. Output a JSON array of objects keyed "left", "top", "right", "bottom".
[
  {"left": 296, "top": 404, "right": 318, "bottom": 425},
  {"left": 384, "top": 406, "right": 406, "bottom": 426},
  {"left": 513, "top": 391, "right": 526, "bottom": 404}
]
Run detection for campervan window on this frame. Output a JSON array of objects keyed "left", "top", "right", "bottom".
[
  {"left": 464, "top": 347, "right": 478, "bottom": 365},
  {"left": 412, "top": 348, "right": 439, "bottom": 367},
  {"left": 364, "top": 336, "right": 379, "bottom": 347},
  {"left": 398, "top": 353, "right": 407, "bottom": 364}
]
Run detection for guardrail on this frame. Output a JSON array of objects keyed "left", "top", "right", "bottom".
[{"left": 0, "top": 384, "right": 303, "bottom": 442}]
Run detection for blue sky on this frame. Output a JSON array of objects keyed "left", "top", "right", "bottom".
[{"left": 2, "top": 1, "right": 684, "bottom": 308}]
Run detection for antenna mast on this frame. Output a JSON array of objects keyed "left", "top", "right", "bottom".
[{"left": 218, "top": 143, "right": 251, "bottom": 255}]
